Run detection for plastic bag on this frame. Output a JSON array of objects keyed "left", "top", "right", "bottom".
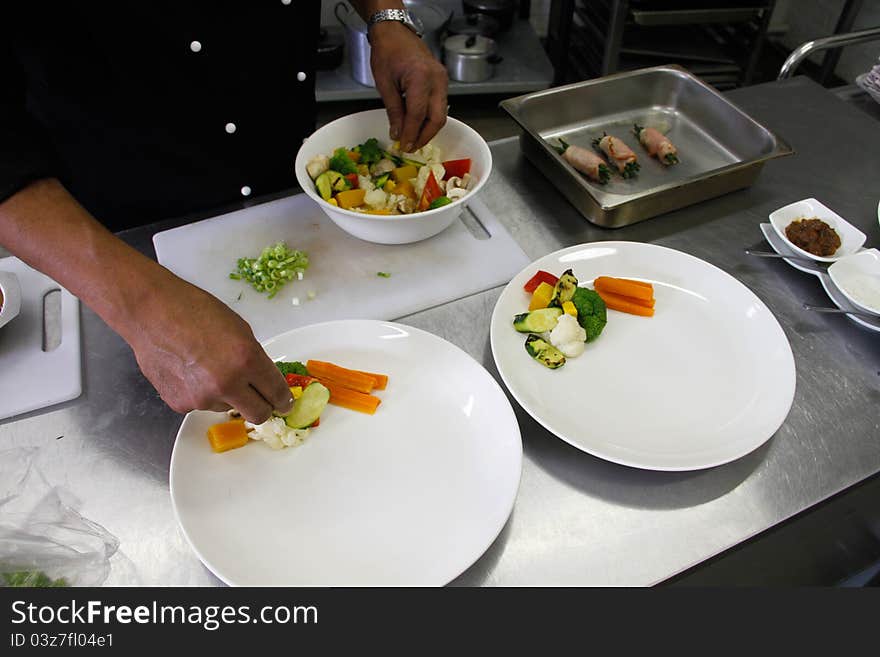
[{"left": 0, "top": 447, "right": 119, "bottom": 587}]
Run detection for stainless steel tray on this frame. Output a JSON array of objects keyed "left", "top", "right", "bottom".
[{"left": 500, "top": 65, "right": 793, "bottom": 228}]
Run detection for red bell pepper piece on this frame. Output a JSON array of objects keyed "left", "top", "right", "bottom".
[
  {"left": 285, "top": 373, "right": 318, "bottom": 388},
  {"left": 442, "top": 158, "right": 471, "bottom": 180},
  {"left": 417, "top": 170, "right": 443, "bottom": 211},
  {"left": 344, "top": 173, "right": 359, "bottom": 189},
  {"left": 523, "top": 270, "right": 559, "bottom": 294}
]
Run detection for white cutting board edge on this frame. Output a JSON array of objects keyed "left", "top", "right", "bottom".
[
  {"left": 0, "top": 257, "right": 82, "bottom": 421},
  {"left": 153, "top": 192, "right": 530, "bottom": 341}
]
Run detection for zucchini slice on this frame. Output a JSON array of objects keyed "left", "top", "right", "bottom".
[
  {"left": 284, "top": 381, "right": 330, "bottom": 429},
  {"left": 549, "top": 269, "right": 579, "bottom": 307},
  {"left": 524, "top": 334, "right": 566, "bottom": 369},
  {"left": 513, "top": 307, "right": 563, "bottom": 333}
]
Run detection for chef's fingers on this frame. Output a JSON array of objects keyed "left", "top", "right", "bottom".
[
  {"left": 247, "top": 355, "right": 295, "bottom": 417},
  {"left": 375, "top": 73, "right": 405, "bottom": 142},
  {"left": 225, "top": 385, "right": 275, "bottom": 425},
  {"left": 207, "top": 401, "right": 233, "bottom": 413},
  {"left": 415, "top": 75, "right": 448, "bottom": 149},
  {"left": 399, "top": 76, "right": 431, "bottom": 153}
]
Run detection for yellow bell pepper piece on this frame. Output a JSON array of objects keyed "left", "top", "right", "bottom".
[
  {"left": 392, "top": 165, "right": 418, "bottom": 183},
  {"left": 289, "top": 386, "right": 303, "bottom": 400},
  {"left": 206, "top": 420, "right": 249, "bottom": 453},
  {"left": 528, "top": 281, "right": 554, "bottom": 311},
  {"left": 327, "top": 197, "right": 338, "bottom": 206},
  {"left": 336, "top": 188, "right": 366, "bottom": 210},
  {"left": 562, "top": 301, "right": 578, "bottom": 318}
]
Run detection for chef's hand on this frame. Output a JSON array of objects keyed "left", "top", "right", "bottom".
[
  {"left": 0, "top": 178, "right": 292, "bottom": 425},
  {"left": 369, "top": 21, "right": 448, "bottom": 152},
  {"left": 128, "top": 277, "right": 294, "bottom": 424}
]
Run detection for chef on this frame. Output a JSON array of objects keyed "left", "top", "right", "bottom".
[{"left": 0, "top": 1, "right": 448, "bottom": 423}]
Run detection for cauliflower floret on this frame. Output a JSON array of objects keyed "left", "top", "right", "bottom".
[
  {"left": 397, "top": 141, "right": 442, "bottom": 164},
  {"left": 364, "top": 188, "right": 389, "bottom": 209},
  {"left": 358, "top": 175, "right": 375, "bottom": 192},
  {"left": 306, "top": 154, "right": 329, "bottom": 180},
  {"left": 548, "top": 314, "right": 587, "bottom": 358},
  {"left": 370, "top": 158, "right": 395, "bottom": 176},
  {"left": 245, "top": 417, "right": 310, "bottom": 450}
]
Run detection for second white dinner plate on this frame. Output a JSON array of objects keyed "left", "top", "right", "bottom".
[
  {"left": 170, "top": 320, "right": 522, "bottom": 586},
  {"left": 490, "top": 241, "right": 796, "bottom": 471}
]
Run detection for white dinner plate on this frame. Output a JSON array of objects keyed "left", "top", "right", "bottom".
[
  {"left": 170, "top": 320, "right": 522, "bottom": 586},
  {"left": 490, "top": 242, "right": 796, "bottom": 471}
]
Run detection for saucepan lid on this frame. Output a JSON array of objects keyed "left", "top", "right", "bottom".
[{"left": 444, "top": 34, "right": 496, "bottom": 57}]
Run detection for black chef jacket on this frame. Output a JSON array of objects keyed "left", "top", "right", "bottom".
[{"left": 1, "top": 2, "right": 320, "bottom": 231}]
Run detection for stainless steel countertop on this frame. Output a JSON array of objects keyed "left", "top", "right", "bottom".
[{"left": 2, "top": 76, "right": 879, "bottom": 586}]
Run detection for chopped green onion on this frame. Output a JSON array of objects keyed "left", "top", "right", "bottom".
[
  {"left": 377, "top": 271, "right": 391, "bottom": 278},
  {"left": 230, "top": 241, "right": 309, "bottom": 299}
]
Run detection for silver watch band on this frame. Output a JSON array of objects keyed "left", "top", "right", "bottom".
[{"left": 367, "top": 8, "right": 424, "bottom": 39}]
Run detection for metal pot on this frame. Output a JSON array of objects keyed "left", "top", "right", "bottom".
[
  {"left": 335, "top": 1, "right": 452, "bottom": 87},
  {"left": 445, "top": 13, "right": 501, "bottom": 39},
  {"left": 316, "top": 28, "right": 345, "bottom": 71},
  {"left": 443, "top": 34, "right": 502, "bottom": 83},
  {"left": 462, "top": 0, "right": 516, "bottom": 33}
]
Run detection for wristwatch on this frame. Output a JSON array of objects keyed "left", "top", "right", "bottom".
[{"left": 367, "top": 8, "right": 424, "bottom": 40}]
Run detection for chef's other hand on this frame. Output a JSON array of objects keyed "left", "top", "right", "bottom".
[
  {"left": 369, "top": 21, "right": 448, "bottom": 152},
  {"left": 129, "top": 278, "right": 293, "bottom": 424}
]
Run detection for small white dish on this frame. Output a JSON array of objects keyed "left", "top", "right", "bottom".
[
  {"left": 0, "top": 271, "right": 21, "bottom": 330},
  {"left": 828, "top": 249, "right": 880, "bottom": 316},
  {"left": 769, "top": 198, "right": 866, "bottom": 262}
]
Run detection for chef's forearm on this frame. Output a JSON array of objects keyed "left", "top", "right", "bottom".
[{"left": 0, "top": 178, "right": 174, "bottom": 343}]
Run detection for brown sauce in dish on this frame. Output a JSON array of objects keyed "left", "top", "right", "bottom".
[{"left": 785, "top": 217, "right": 841, "bottom": 257}]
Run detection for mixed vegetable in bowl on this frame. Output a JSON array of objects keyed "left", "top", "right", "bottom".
[{"left": 305, "top": 137, "right": 475, "bottom": 215}]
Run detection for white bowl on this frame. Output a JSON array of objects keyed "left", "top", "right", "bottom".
[
  {"left": 0, "top": 271, "right": 21, "bottom": 330},
  {"left": 294, "top": 109, "right": 492, "bottom": 245},
  {"left": 828, "top": 248, "right": 880, "bottom": 316},
  {"left": 769, "top": 198, "right": 866, "bottom": 262}
]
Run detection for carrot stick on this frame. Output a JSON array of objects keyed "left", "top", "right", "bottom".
[
  {"left": 351, "top": 369, "right": 388, "bottom": 391},
  {"left": 321, "top": 379, "right": 381, "bottom": 415},
  {"left": 594, "top": 276, "right": 654, "bottom": 301},
  {"left": 306, "top": 360, "right": 375, "bottom": 394},
  {"left": 595, "top": 289, "right": 655, "bottom": 317},
  {"left": 594, "top": 289, "right": 655, "bottom": 309}
]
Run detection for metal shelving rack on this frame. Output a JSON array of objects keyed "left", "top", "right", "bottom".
[{"left": 546, "top": 0, "right": 777, "bottom": 90}]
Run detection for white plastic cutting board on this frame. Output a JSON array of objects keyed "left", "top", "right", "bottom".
[
  {"left": 153, "top": 193, "right": 529, "bottom": 341},
  {"left": 0, "top": 257, "right": 82, "bottom": 421}
]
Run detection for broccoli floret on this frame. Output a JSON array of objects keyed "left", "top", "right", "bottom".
[
  {"left": 571, "top": 287, "right": 607, "bottom": 342},
  {"left": 356, "top": 137, "right": 383, "bottom": 166},
  {"left": 329, "top": 148, "right": 358, "bottom": 175},
  {"left": 275, "top": 361, "right": 309, "bottom": 377}
]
